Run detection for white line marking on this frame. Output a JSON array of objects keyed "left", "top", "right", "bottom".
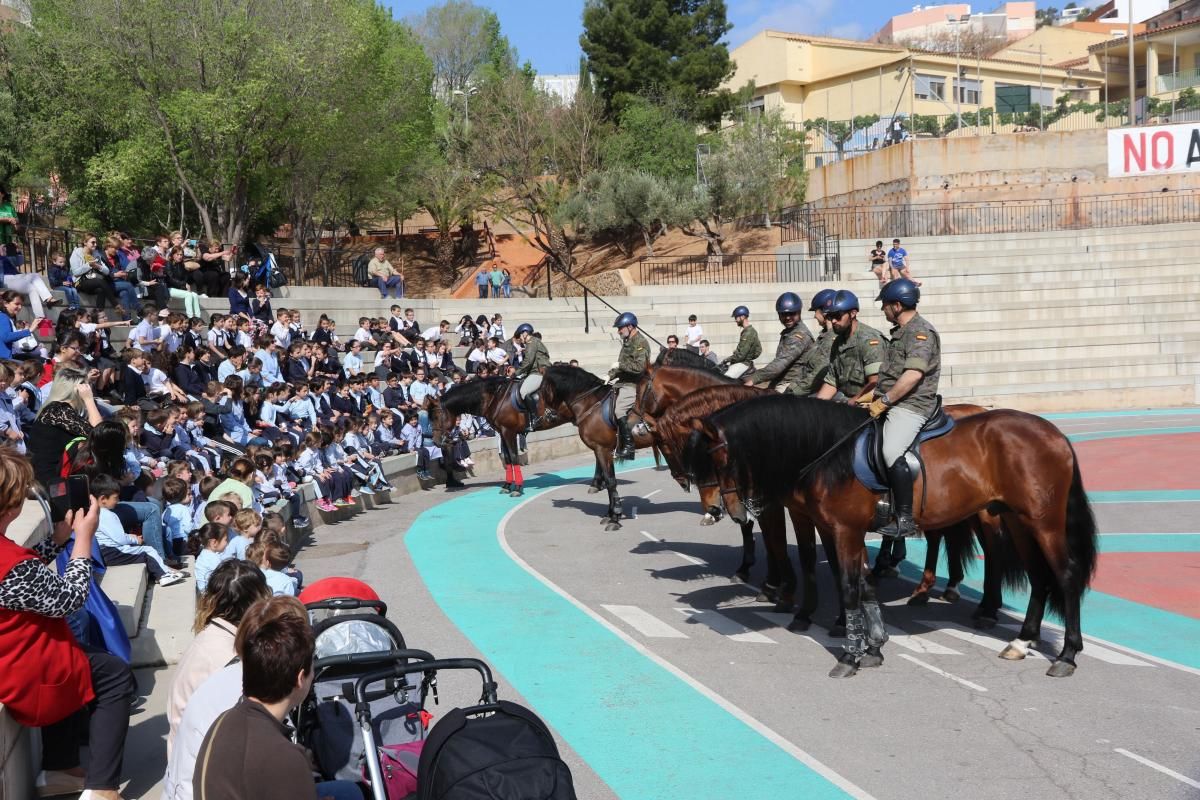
[
  {"left": 993, "top": 622, "right": 1154, "bottom": 667},
  {"left": 499, "top": 478, "right": 878, "bottom": 800},
  {"left": 754, "top": 612, "right": 843, "bottom": 648},
  {"left": 601, "top": 604, "right": 689, "bottom": 639},
  {"left": 915, "top": 620, "right": 1047, "bottom": 659},
  {"left": 638, "top": 530, "right": 707, "bottom": 566},
  {"left": 885, "top": 626, "right": 963, "bottom": 655},
  {"left": 898, "top": 654, "right": 988, "bottom": 692},
  {"left": 642, "top": 489, "right": 662, "bottom": 499},
  {"left": 677, "top": 608, "right": 776, "bottom": 644},
  {"left": 1114, "top": 748, "right": 1200, "bottom": 790}
]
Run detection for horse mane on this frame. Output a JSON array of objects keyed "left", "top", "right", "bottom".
[
  {"left": 658, "top": 385, "right": 763, "bottom": 474},
  {"left": 542, "top": 364, "right": 605, "bottom": 403},
  {"left": 441, "top": 376, "right": 508, "bottom": 415},
  {"left": 655, "top": 347, "right": 727, "bottom": 376},
  {"left": 705, "top": 394, "right": 869, "bottom": 499}
]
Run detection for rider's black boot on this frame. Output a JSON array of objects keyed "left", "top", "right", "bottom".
[
  {"left": 615, "top": 418, "right": 636, "bottom": 461},
  {"left": 878, "top": 458, "right": 918, "bottom": 538},
  {"left": 524, "top": 394, "right": 540, "bottom": 432}
]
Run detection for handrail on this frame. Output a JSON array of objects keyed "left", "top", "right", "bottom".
[{"left": 543, "top": 259, "right": 665, "bottom": 349}]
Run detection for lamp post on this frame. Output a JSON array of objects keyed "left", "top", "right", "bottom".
[
  {"left": 947, "top": 13, "right": 970, "bottom": 131},
  {"left": 452, "top": 85, "right": 479, "bottom": 133}
]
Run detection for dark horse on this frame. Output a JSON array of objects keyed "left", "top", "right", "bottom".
[
  {"left": 686, "top": 395, "right": 1097, "bottom": 678},
  {"left": 434, "top": 376, "right": 562, "bottom": 496}
]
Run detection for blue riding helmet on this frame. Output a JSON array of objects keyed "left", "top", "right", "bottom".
[
  {"left": 877, "top": 278, "right": 920, "bottom": 307},
  {"left": 613, "top": 311, "right": 638, "bottom": 329},
  {"left": 515, "top": 323, "right": 534, "bottom": 337},
  {"left": 774, "top": 292, "right": 804, "bottom": 315},
  {"left": 731, "top": 305, "right": 750, "bottom": 319},
  {"left": 826, "top": 290, "right": 860, "bottom": 314},
  {"left": 809, "top": 288, "right": 836, "bottom": 311}
]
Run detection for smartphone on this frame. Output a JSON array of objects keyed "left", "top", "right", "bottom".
[{"left": 48, "top": 475, "right": 91, "bottom": 523}]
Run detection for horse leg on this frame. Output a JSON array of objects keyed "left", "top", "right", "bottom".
[
  {"left": 732, "top": 520, "right": 756, "bottom": 584},
  {"left": 757, "top": 504, "right": 794, "bottom": 613},
  {"left": 998, "top": 515, "right": 1048, "bottom": 662},
  {"left": 599, "top": 449, "right": 622, "bottom": 530},
  {"left": 830, "top": 529, "right": 868, "bottom": 678},
  {"left": 1028, "top": 518, "right": 1084, "bottom": 678},
  {"left": 972, "top": 519, "right": 1003, "bottom": 629},
  {"left": 499, "top": 437, "right": 514, "bottom": 494},
  {"left": 815, "top": 527, "right": 847, "bottom": 637},
  {"left": 653, "top": 444, "right": 665, "bottom": 470},
  {"left": 588, "top": 457, "right": 603, "bottom": 494},
  {"left": 859, "top": 576, "right": 889, "bottom": 668},
  {"left": 907, "top": 528, "right": 941, "bottom": 606},
  {"left": 788, "top": 511, "right": 819, "bottom": 632},
  {"left": 943, "top": 528, "right": 965, "bottom": 603}
]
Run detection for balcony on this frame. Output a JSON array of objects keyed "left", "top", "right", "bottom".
[{"left": 1156, "top": 68, "right": 1200, "bottom": 93}]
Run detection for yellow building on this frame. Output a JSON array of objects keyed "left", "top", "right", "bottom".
[
  {"left": 731, "top": 30, "right": 1105, "bottom": 122},
  {"left": 1087, "top": 15, "right": 1200, "bottom": 113}
]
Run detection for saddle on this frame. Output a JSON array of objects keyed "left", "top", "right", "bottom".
[{"left": 852, "top": 397, "right": 955, "bottom": 492}]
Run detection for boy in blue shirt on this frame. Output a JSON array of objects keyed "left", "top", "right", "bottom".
[
  {"left": 47, "top": 252, "right": 81, "bottom": 310},
  {"left": 94, "top": 475, "right": 185, "bottom": 586}
]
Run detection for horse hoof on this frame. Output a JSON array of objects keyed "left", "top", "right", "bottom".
[
  {"left": 587, "top": 486, "right": 600, "bottom": 494},
  {"left": 772, "top": 601, "right": 793, "bottom": 614},
  {"left": 756, "top": 584, "right": 780, "bottom": 604},
  {"left": 906, "top": 592, "right": 930, "bottom": 606},
  {"left": 699, "top": 515, "right": 716, "bottom": 526},
  {"left": 859, "top": 649, "right": 884, "bottom": 668},
  {"left": 999, "top": 643, "right": 1028, "bottom": 661},
  {"left": 972, "top": 616, "right": 998, "bottom": 631},
  {"left": 941, "top": 587, "right": 961, "bottom": 603},
  {"left": 499, "top": 486, "right": 511, "bottom": 495},
  {"left": 787, "top": 615, "right": 811, "bottom": 632},
  {"left": 1045, "top": 660, "right": 1076, "bottom": 678},
  {"left": 828, "top": 624, "right": 847, "bottom": 638},
  {"left": 828, "top": 660, "right": 859, "bottom": 679},
  {"left": 731, "top": 571, "right": 749, "bottom": 584},
  {"left": 604, "top": 522, "right": 622, "bottom": 532}
]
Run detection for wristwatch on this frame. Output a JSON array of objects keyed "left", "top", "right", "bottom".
[{"left": 880, "top": 393, "right": 892, "bottom": 407}]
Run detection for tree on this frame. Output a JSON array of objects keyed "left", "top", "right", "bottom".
[
  {"left": 8, "top": 0, "right": 435, "bottom": 248},
  {"left": 580, "top": 0, "right": 735, "bottom": 127},
  {"left": 416, "top": 156, "right": 482, "bottom": 286},
  {"left": 409, "top": 0, "right": 516, "bottom": 98},
  {"left": 469, "top": 74, "right": 608, "bottom": 273},
  {"left": 560, "top": 167, "right": 686, "bottom": 257},
  {"left": 603, "top": 97, "right": 699, "bottom": 181}
]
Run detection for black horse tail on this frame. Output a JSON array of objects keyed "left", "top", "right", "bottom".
[
  {"left": 1049, "top": 446, "right": 1098, "bottom": 619},
  {"left": 994, "top": 519, "right": 1032, "bottom": 596},
  {"left": 941, "top": 524, "right": 978, "bottom": 584}
]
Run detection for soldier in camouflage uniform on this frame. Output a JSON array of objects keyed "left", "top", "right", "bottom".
[
  {"left": 609, "top": 311, "right": 650, "bottom": 460},
  {"left": 815, "top": 290, "right": 885, "bottom": 405},
  {"left": 864, "top": 279, "right": 941, "bottom": 538},
  {"left": 718, "top": 305, "right": 761, "bottom": 379},
  {"left": 514, "top": 323, "right": 551, "bottom": 431},
  {"left": 747, "top": 292, "right": 820, "bottom": 395}
]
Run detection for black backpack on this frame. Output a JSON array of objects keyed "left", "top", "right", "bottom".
[
  {"left": 417, "top": 699, "right": 576, "bottom": 800},
  {"left": 353, "top": 253, "right": 372, "bottom": 287}
]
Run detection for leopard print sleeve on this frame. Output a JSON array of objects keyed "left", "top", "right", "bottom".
[
  {"left": 0, "top": 557, "right": 92, "bottom": 617},
  {"left": 31, "top": 534, "right": 67, "bottom": 563}
]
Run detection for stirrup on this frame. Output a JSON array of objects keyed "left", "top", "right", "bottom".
[{"left": 878, "top": 515, "right": 918, "bottom": 539}]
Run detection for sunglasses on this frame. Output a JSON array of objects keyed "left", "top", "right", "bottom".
[{"left": 825, "top": 311, "right": 847, "bottom": 321}]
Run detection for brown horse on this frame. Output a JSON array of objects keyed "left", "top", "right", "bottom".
[
  {"left": 434, "top": 376, "right": 561, "bottom": 496},
  {"left": 685, "top": 394, "right": 1097, "bottom": 678}
]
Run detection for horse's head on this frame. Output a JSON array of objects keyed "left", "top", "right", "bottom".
[
  {"left": 426, "top": 396, "right": 452, "bottom": 447},
  {"left": 685, "top": 417, "right": 753, "bottom": 525}
]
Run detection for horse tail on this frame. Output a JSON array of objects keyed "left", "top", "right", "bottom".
[
  {"left": 994, "top": 519, "right": 1032, "bottom": 595},
  {"left": 1049, "top": 445, "right": 1098, "bottom": 618},
  {"left": 942, "top": 523, "right": 978, "bottom": 582}
]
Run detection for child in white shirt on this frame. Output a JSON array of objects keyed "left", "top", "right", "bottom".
[
  {"left": 248, "top": 538, "right": 298, "bottom": 596},
  {"left": 94, "top": 477, "right": 184, "bottom": 586},
  {"left": 193, "top": 523, "right": 229, "bottom": 592},
  {"left": 161, "top": 477, "right": 195, "bottom": 562},
  {"left": 226, "top": 508, "right": 262, "bottom": 562}
]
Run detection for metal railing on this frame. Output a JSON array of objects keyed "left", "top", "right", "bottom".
[
  {"left": 804, "top": 188, "right": 1200, "bottom": 240},
  {"left": 637, "top": 253, "right": 841, "bottom": 286},
  {"left": 1156, "top": 68, "right": 1200, "bottom": 94}
]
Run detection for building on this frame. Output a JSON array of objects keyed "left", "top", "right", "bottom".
[
  {"left": 1083, "top": 0, "right": 1170, "bottom": 23},
  {"left": 991, "top": 23, "right": 1124, "bottom": 66},
  {"left": 1088, "top": 13, "right": 1200, "bottom": 114},
  {"left": 729, "top": 30, "right": 1104, "bottom": 137},
  {"left": 873, "top": 3, "right": 1036, "bottom": 46},
  {"left": 534, "top": 74, "right": 581, "bottom": 104}
]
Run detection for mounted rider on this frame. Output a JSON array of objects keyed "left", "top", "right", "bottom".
[
  {"left": 863, "top": 278, "right": 941, "bottom": 538},
  {"left": 608, "top": 311, "right": 650, "bottom": 461},
  {"left": 745, "top": 292, "right": 820, "bottom": 395},
  {"left": 815, "top": 290, "right": 885, "bottom": 405},
  {"left": 718, "top": 306, "right": 761, "bottom": 379},
  {"left": 514, "top": 323, "right": 551, "bottom": 431}
]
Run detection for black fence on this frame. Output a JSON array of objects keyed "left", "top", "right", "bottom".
[
  {"left": 804, "top": 188, "right": 1200, "bottom": 240},
  {"left": 638, "top": 253, "right": 840, "bottom": 285}
]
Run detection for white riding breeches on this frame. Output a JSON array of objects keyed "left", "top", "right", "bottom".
[
  {"left": 615, "top": 383, "right": 637, "bottom": 416},
  {"left": 724, "top": 362, "right": 752, "bottom": 379},
  {"left": 881, "top": 405, "right": 928, "bottom": 467},
  {"left": 519, "top": 374, "right": 542, "bottom": 398}
]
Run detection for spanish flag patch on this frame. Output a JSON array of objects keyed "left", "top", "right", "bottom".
[{"left": 915, "top": 334, "right": 928, "bottom": 341}]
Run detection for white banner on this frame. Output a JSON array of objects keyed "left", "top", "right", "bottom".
[{"left": 1108, "top": 123, "right": 1200, "bottom": 177}]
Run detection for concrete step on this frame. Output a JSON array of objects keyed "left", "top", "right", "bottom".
[
  {"left": 946, "top": 374, "right": 1197, "bottom": 412},
  {"left": 942, "top": 354, "right": 1200, "bottom": 388},
  {"left": 840, "top": 221, "right": 1200, "bottom": 251},
  {"left": 100, "top": 564, "right": 149, "bottom": 639},
  {"left": 129, "top": 561, "right": 198, "bottom": 668}
]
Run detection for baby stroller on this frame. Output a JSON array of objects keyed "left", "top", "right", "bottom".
[{"left": 295, "top": 578, "right": 435, "bottom": 792}]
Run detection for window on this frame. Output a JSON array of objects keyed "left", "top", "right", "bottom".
[
  {"left": 995, "top": 82, "right": 1055, "bottom": 109},
  {"left": 954, "top": 77, "right": 982, "bottom": 105},
  {"left": 914, "top": 74, "right": 946, "bottom": 101}
]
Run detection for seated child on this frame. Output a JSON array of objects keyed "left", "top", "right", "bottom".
[
  {"left": 227, "top": 508, "right": 262, "bottom": 562},
  {"left": 192, "top": 523, "right": 229, "bottom": 593},
  {"left": 94, "top": 475, "right": 185, "bottom": 586}
]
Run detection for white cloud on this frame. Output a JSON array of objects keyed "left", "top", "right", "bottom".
[{"left": 728, "top": 0, "right": 840, "bottom": 47}]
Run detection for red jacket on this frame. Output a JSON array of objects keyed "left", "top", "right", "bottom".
[{"left": 0, "top": 536, "right": 94, "bottom": 727}]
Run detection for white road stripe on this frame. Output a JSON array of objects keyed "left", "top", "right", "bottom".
[
  {"left": 501, "top": 480, "right": 879, "bottom": 800},
  {"left": 885, "top": 625, "right": 963, "bottom": 655},
  {"left": 993, "top": 622, "right": 1155, "bottom": 667},
  {"left": 1114, "top": 748, "right": 1200, "bottom": 790},
  {"left": 642, "top": 489, "right": 662, "bottom": 499},
  {"left": 601, "top": 604, "right": 689, "bottom": 638},
  {"left": 677, "top": 608, "right": 776, "bottom": 644},
  {"left": 898, "top": 654, "right": 988, "bottom": 692},
  {"left": 639, "top": 530, "right": 707, "bottom": 566},
  {"left": 640, "top": 530, "right": 661, "bottom": 542},
  {"left": 754, "top": 612, "right": 843, "bottom": 648},
  {"left": 914, "top": 620, "right": 1042, "bottom": 658}
]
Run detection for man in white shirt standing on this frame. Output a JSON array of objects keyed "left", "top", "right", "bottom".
[{"left": 684, "top": 314, "right": 704, "bottom": 353}]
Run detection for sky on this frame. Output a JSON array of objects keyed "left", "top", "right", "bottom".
[{"left": 382, "top": 0, "right": 919, "bottom": 76}]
